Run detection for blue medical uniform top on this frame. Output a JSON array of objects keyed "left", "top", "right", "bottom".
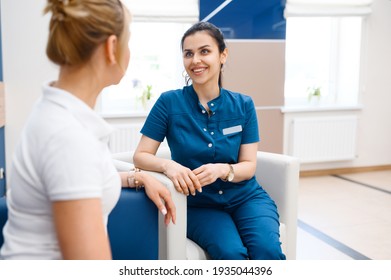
[{"left": 141, "top": 85, "right": 262, "bottom": 208}]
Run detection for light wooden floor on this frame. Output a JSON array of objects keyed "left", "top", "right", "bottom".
[{"left": 296, "top": 170, "right": 391, "bottom": 260}]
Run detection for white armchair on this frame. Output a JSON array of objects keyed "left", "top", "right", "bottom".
[{"left": 112, "top": 148, "right": 300, "bottom": 260}]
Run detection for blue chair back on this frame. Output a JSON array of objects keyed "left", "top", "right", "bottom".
[
  {"left": 0, "top": 189, "right": 158, "bottom": 259},
  {"left": 0, "top": 196, "right": 7, "bottom": 248},
  {"left": 107, "top": 188, "right": 158, "bottom": 260}
]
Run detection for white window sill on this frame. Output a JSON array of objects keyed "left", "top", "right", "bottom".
[
  {"left": 100, "top": 111, "right": 149, "bottom": 119},
  {"left": 281, "top": 104, "right": 363, "bottom": 113}
]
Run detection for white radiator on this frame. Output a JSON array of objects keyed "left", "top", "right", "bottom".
[
  {"left": 108, "top": 124, "right": 143, "bottom": 153},
  {"left": 289, "top": 116, "right": 358, "bottom": 163}
]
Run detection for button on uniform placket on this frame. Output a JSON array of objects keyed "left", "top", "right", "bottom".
[
  {"left": 207, "top": 116, "right": 215, "bottom": 148},
  {"left": 207, "top": 102, "right": 218, "bottom": 159},
  {"left": 200, "top": 106, "right": 215, "bottom": 153},
  {"left": 208, "top": 101, "right": 224, "bottom": 197}
]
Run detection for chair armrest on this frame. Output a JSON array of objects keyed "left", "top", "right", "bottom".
[
  {"left": 255, "top": 151, "right": 300, "bottom": 259},
  {"left": 143, "top": 171, "right": 187, "bottom": 260}
]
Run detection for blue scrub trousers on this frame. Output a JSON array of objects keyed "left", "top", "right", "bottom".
[{"left": 187, "top": 189, "right": 286, "bottom": 260}]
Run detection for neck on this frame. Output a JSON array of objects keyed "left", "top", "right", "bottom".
[
  {"left": 193, "top": 82, "right": 220, "bottom": 104},
  {"left": 55, "top": 65, "right": 104, "bottom": 109}
]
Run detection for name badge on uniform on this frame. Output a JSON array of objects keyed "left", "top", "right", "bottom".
[{"left": 222, "top": 125, "right": 242, "bottom": 135}]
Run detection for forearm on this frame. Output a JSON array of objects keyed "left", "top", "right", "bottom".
[
  {"left": 194, "top": 160, "right": 256, "bottom": 187},
  {"left": 228, "top": 161, "right": 256, "bottom": 183},
  {"left": 227, "top": 142, "right": 258, "bottom": 183},
  {"left": 133, "top": 151, "right": 173, "bottom": 174}
]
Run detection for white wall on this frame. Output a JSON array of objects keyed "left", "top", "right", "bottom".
[
  {"left": 359, "top": 0, "right": 391, "bottom": 166},
  {"left": 2, "top": 0, "right": 57, "bottom": 183},
  {"left": 1, "top": 0, "right": 391, "bottom": 179}
]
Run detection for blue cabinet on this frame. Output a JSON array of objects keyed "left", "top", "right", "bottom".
[{"left": 200, "top": 0, "right": 286, "bottom": 39}]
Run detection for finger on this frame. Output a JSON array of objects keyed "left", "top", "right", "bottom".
[
  {"left": 183, "top": 176, "right": 197, "bottom": 196},
  {"left": 148, "top": 193, "right": 167, "bottom": 216},
  {"left": 196, "top": 172, "right": 209, "bottom": 186},
  {"left": 192, "top": 166, "right": 203, "bottom": 175},
  {"left": 163, "top": 196, "right": 176, "bottom": 225},
  {"left": 172, "top": 179, "right": 184, "bottom": 194},
  {"left": 165, "top": 211, "right": 173, "bottom": 225},
  {"left": 177, "top": 178, "right": 190, "bottom": 196},
  {"left": 188, "top": 172, "right": 202, "bottom": 192}
]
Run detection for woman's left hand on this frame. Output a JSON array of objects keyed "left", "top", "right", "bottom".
[{"left": 192, "top": 163, "right": 228, "bottom": 187}]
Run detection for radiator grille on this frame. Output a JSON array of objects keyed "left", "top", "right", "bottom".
[
  {"left": 108, "top": 124, "right": 143, "bottom": 153},
  {"left": 290, "top": 116, "right": 358, "bottom": 163}
]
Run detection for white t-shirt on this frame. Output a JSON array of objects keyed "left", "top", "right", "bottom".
[{"left": 0, "top": 82, "right": 121, "bottom": 259}]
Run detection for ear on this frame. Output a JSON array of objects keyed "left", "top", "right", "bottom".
[
  {"left": 106, "top": 35, "right": 118, "bottom": 65},
  {"left": 220, "top": 48, "right": 228, "bottom": 65}
]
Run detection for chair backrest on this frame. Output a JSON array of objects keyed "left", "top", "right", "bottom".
[{"left": 0, "top": 192, "right": 159, "bottom": 260}]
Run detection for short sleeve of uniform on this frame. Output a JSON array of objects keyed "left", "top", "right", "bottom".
[
  {"left": 140, "top": 94, "right": 168, "bottom": 142},
  {"left": 241, "top": 96, "right": 260, "bottom": 144},
  {"left": 39, "top": 126, "right": 105, "bottom": 201}
]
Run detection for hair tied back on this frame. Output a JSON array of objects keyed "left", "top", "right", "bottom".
[{"left": 46, "top": 0, "right": 71, "bottom": 22}]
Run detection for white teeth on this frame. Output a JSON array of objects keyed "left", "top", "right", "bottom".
[{"left": 193, "top": 68, "right": 205, "bottom": 73}]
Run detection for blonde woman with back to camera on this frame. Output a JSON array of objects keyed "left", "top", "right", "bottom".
[{"left": 0, "top": 0, "right": 175, "bottom": 260}]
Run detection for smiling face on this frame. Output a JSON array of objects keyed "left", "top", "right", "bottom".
[{"left": 182, "top": 31, "right": 227, "bottom": 89}]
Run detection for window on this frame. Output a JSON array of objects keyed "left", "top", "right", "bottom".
[
  {"left": 284, "top": 16, "right": 363, "bottom": 107},
  {"left": 97, "top": 0, "right": 198, "bottom": 115},
  {"left": 99, "top": 22, "right": 191, "bottom": 114}
]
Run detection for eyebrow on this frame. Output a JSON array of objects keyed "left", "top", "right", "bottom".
[{"left": 183, "top": 45, "right": 211, "bottom": 52}]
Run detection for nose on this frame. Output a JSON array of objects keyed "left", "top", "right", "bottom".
[{"left": 192, "top": 53, "right": 201, "bottom": 64}]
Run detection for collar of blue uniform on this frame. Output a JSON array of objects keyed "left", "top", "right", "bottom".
[{"left": 186, "top": 85, "right": 224, "bottom": 115}]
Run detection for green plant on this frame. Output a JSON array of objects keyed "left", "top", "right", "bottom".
[
  {"left": 307, "top": 86, "right": 321, "bottom": 102},
  {"left": 144, "top": 85, "right": 153, "bottom": 100},
  {"left": 140, "top": 85, "right": 153, "bottom": 110}
]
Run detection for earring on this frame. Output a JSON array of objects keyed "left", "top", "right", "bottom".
[{"left": 184, "top": 74, "right": 191, "bottom": 85}]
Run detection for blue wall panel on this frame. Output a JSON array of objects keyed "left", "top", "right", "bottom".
[
  {"left": 0, "top": 2, "right": 2, "bottom": 81},
  {"left": 200, "top": 0, "right": 286, "bottom": 40},
  {"left": 0, "top": 2, "right": 5, "bottom": 196},
  {"left": 0, "top": 128, "right": 4, "bottom": 197}
]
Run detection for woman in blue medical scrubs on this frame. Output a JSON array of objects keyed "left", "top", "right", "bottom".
[{"left": 133, "top": 22, "right": 285, "bottom": 260}]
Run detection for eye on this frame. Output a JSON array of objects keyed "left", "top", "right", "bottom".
[
  {"left": 201, "top": 49, "right": 210, "bottom": 54},
  {"left": 184, "top": 51, "right": 193, "bottom": 58}
]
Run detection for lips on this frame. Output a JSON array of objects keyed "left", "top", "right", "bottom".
[{"left": 192, "top": 67, "right": 207, "bottom": 75}]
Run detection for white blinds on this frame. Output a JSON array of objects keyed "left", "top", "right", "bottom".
[
  {"left": 123, "top": 0, "right": 199, "bottom": 22},
  {"left": 284, "top": 0, "right": 373, "bottom": 17}
]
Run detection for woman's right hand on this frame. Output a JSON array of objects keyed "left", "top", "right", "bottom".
[
  {"left": 140, "top": 172, "right": 177, "bottom": 225},
  {"left": 164, "top": 160, "right": 202, "bottom": 196}
]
